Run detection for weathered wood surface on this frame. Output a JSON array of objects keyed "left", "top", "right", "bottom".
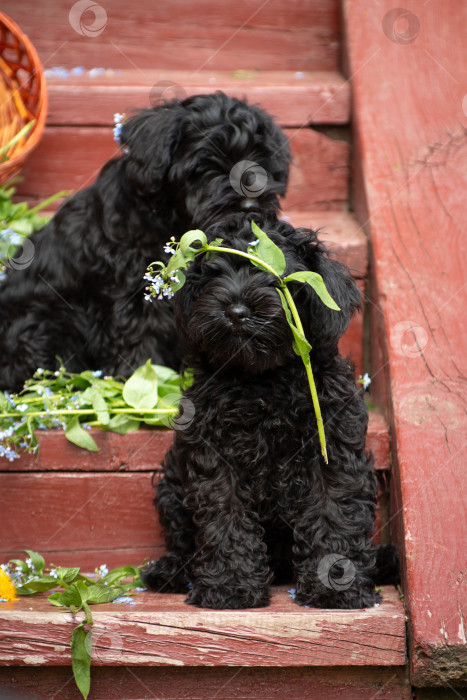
[
  {"left": 2, "top": 0, "right": 340, "bottom": 72},
  {"left": 0, "top": 586, "right": 405, "bottom": 668},
  {"left": 287, "top": 211, "right": 368, "bottom": 278},
  {"left": 0, "top": 411, "right": 387, "bottom": 473},
  {"left": 0, "top": 666, "right": 411, "bottom": 699},
  {"left": 16, "top": 126, "right": 350, "bottom": 212},
  {"left": 343, "top": 0, "right": 467, "bottom": 686},
  {"left": 0, "top": 472, "right": 386, "bottom": 567},
  {"left": 45, "top": 70, "right": 351, "bottom": 127}
]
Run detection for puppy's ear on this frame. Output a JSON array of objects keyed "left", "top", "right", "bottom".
[
  {"left": 296, "top": 233, "right": 362, "bottom": 350},
  {"left": 120, "top": 106, "right": 182, "bottom": 191}
]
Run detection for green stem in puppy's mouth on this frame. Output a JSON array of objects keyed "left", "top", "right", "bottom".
[{"left": 145, "top": 223, "right": 341, "bottom": 465}]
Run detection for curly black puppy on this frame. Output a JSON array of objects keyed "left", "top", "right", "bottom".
[
  {"left": 0, "top": 93, "right": 290, "bottom": 391},
  {"left": 142, "top": 212, "right": 399, "bottom": 610}
]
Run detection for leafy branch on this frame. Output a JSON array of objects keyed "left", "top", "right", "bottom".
[
  {"left": 0, "top": 361, "right": 190, "bottom": 460},
  {"left": 145, "top": 221, "right": 341, "bottom": 463},
  {"left": 1, "top": 550, "right": 143, "bottom": 699}
]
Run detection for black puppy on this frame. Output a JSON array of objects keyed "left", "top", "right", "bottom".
[
  {"left": 0, "top": 93, "right": 290, "bottom": 391},
  {"left": 142, "top": 212, "right": 398, "bottom": 609}
]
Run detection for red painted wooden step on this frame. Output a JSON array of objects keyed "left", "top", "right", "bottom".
[
  {"left": 0, "top": 586, "right": 406, "bottom": 668},
  {"left": 1, "top": 411, "right": 390, "bottom": 568},
  {"left": 44, "top": 70, "right": 351, "bottom": 128},
  {"left": 2, "top": 0, "right": 342, "bottom": 72},
  {"left": 16, "top": 123, "right": 350, "bottom": 212}
]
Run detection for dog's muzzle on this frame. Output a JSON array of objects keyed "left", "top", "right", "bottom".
[{"left": 225, "top": 303, "right": 251, "bottom": 326}]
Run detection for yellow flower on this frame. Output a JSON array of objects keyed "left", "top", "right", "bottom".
[{"left": 0, "top": 569, "right": 19, "bottom": 601}]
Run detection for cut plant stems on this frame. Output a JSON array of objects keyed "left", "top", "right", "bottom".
[
  {"left": 2, "top": 550, "right": 143, "bottom": 699},
  {"left": 0, "top": 361, "right": 189, "bottom": 458},
  {"left": 145, "top": 221, "right": 341, "bottom": 464}
]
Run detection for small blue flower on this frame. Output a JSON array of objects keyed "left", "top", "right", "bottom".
[
  {"left": 4, "top": 392, "right": 16, "bottom": 408},
  {"left": 70, "top": 66, "right": 85, "bottom": 76},
  {"left": 16, "top": 403, "right": 29, "bottom": 412},
  {"left": 361, "top": 373, "right": 371, "bottom": 390},
  {"left": 248, "top": 240, "right": 260, "bottom": 247},
  {"left": 288, "top": 588, "right": 297, "bottom": 600},
  {"left": 112, "top": 596, "right": 136, "bottom": 605},
  {"left": 89, "top": 67, "right": 106, "bottom": 78},
  {"left": 92, "top": 370, "right": 103, "bottom": 377},
  {"left": 113, "top": 113, "right": 126, "bottom": 145}
]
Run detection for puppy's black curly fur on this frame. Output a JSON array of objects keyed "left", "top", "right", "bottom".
[
  {"left": 0, "top": 93, "right": 290, "bottom": 391},
  {"left": 142, "top": 212, "right": 399, "bottom": 609}
]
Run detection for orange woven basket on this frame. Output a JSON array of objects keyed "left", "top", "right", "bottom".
[{"left": 0, "top": 12, "right": 47, "bottom": 184}]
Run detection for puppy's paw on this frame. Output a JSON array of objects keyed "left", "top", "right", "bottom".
[
  {"left": 140, "top": 553, "right": 190, "bottom": 593},
  {"left": 186, "top": 584, "right": 270, "bottom": 610}
]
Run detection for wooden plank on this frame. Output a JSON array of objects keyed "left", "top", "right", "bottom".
[
  {"left": 0, "top": 586, "right": 406, "bottom": 667},
  {"left": 343, "top": 0, "right": 467, "bottom": 686},
  {"left": 285, "top": 211, "right": 368, "bottom": 278},
  {"left": 339, "top": 278, "right": 364, "bottom": 376},
  {"left": 0, "top": 473, "right": 160, "bottom": 555},
  {"left": 0, "top": 666, "right": 411, "bottom": 699},
  {"left": 2, "top": 0, "right": 340, "bottom": 72},
  {"left": 15, "top": 126, "right": 349, "bottom": 210},
  {"left": 0, "top": 468, "right": 385, "bottom": 564},
  {"left": 45, "top": 71, "right": 351, "bottom": 127},
  {"left": 282, "top": 128, "right": 349, "bottom": 211},
  {"left": 0, "top": 411, "right": 387, "bottom": 473}
]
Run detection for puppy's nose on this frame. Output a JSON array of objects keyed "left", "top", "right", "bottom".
[{"left": 225, "top": 303, "right": 251, "bottom": 323}]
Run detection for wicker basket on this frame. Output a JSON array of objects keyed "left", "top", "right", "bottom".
[{"left": 0, "top": 12, "right": 47, "bottom": 184}]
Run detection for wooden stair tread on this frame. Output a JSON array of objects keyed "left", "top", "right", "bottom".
[
  {"left": 0, "top": 585, "right": 405, "bottom": 668},
  {"left": 283, "top": 210, "right": 367, "bottom": 278},
  {"left": 1, "top": 409, "right": 388, "bottom": 473},
  {"left": 45, "top": 70, "right": 350, "bottom": 127},
  {"left": 2, "top": 0, "right": 341, "bottom": 73}
]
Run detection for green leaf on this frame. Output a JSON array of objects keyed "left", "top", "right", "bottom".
[
  {"left": 122, "top": 359, "right": 159, "bottom": 409},
  {"left": 166, "top": 247, "right": 189, "bottom": 276},
  {"left": 65, "top": 416, "right": 99, "bottom": 452},
  {"left": 179, "top": 229, "right": 207, "bottom": 254},
  {"left": 9, "top": 559, "right": 29, "bottom": 572},
  {"left": 151, "top": 364, "right": 180, "bottom": 384},
  {"left": 24, "top": 550, "right": 45, "bottom": 572},
  {"left": 71, "top": 623, "right": 92, "bottom": 700},
  {"left": 169, "top": 268, "right": 186, "bottom": 292},
  {"left": 276, "top": 288, "right": 293, "bottom": 325},
  {"left": 89, "top": 390, "right": 110, "bottom": 425},
  {"left": 49, "top": 587, "right": 83, "bottom": 608},
  {"left": 250, "top": 220, "right": 286, "bottom": 276},
  {"left": 106, "top": 414, "right": 140, "bottom": 434},
  {"left": 276, "top": 289, "right": 311, "bottom": 358},
  {"left": 16, "top": 577, "right": 59, "bottom": 594},
  {"left": 282, "top": 271, "right": 341, "bottom": 310},
  {"left": 56, "top": 567, "right": 81, "bottom": 584},
  {"left": 85, "top": 585, "right": 124, "bottom": 605},
  {"left": 74, "top": 580, "right": 91, "bottom": 604}
]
